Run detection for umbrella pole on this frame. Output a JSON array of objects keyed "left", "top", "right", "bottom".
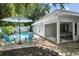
[{"left": 18, "top": 20, "right": 22, "bottom": 44}]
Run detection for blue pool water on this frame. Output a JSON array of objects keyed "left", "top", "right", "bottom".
[{"left": 10, "top": 32, "right": 34, "bottom": 41}]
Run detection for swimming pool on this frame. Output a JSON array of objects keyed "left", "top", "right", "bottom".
[{"left": 10, "top": 32, "right": 34, "bottom": 41}]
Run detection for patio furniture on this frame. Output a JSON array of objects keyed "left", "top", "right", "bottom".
[
  {"left": 2, "top": 34, "right": 15, "bottom": 45},
  {"left": 60, "top": 33, "right": 67, "bottom": 39},
  {"left": 66, "top": 32, "right": 72, "bottom": 40},
  {"left": 60, "top": 32, "right": 72, "bottom": 40},
  {"left": 25, "top": 32, "right": 34, "bottom": 42}
]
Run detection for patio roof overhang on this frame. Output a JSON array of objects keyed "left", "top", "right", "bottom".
[{"left": 32, "top": 9, "right": 79, "bottom": 25}]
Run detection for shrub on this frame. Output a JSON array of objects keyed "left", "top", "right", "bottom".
[
  {"left": 3, "top": 26, "right": 14, "bottom": 35},
  {"left": 0, "top": 32, "right": 3, "bottom": 38}
]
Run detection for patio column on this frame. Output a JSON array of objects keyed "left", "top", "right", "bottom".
[
  {"left": 43, "top": 24, "right": 45, "bottom": 37},
  {"left": 72, "top": 22, "right": 75, "bottom": 41},
  {"left": 57, "top": 21, "right": 61, "bottom": 44}
]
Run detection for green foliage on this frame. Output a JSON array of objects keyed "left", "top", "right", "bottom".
[
  {"left": 3, "top": 26, "right": 14, "bottom": 35},
  {"left": 0, "top": 4, "right": 13, "bottom": 19},
  {"left": 0, "top": 3, "right": 69, "bottom": 20},
  {"left": 24, "top": 3, "right": 50, "bottom": 21},
  {"left": 0, "top": 3, "right": 50, "bottom": 22},
  {"left": 0, "top": 40, "right": 2, "bottom": 46},
  {"left": 0, "top": 32, "right": 3, "bottom": 38}
]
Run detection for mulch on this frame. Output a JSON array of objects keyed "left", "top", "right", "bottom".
[{"left": 0, "top": 47, "right": 59, "bottom": 56}]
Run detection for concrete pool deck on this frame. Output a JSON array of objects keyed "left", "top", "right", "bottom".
[{"left": 0, "top": 38, "right": 39, "bottom": 51}]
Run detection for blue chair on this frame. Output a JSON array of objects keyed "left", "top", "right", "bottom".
[
  {"left": 28, "top": 32, "right": 34, "bottom": 42},
  {"left": 2, "top": 34, "right": 14, "bottom": 45},
  {"left": 25, "top": 32, "right": 34, "bottom": 42}
]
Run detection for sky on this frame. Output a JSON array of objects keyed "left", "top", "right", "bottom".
[{"left": 50, "top": 3, "right": 79, "bottom": 13}]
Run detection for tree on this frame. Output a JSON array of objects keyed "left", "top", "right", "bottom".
[
  {"left": 0, "top": 4, "right": 11, "bottom": 18},
  {"left": 0, "top": 3, "right": 50, "bottom": 22},
  {"left": 25, "top": 3, "right": 50, "bottom": 22}
]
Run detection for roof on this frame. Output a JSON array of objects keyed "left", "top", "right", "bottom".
[{"left": 32, "top": 9, "right": 79, "bottom": 25}]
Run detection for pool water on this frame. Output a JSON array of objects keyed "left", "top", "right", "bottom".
[{"left": 10, "top": 32, "right": 34, "bottom": 41}]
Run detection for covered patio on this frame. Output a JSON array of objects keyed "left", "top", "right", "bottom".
[
  {"left": 44, "top": 12, "right": 79, "bottom": 44},
  {"left": 45, "top": 22, "right": 73, "bottom": 43}
]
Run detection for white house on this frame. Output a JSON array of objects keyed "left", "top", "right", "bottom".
[{"left": 32, "top": 10, "right": 79, "bottom": 44}]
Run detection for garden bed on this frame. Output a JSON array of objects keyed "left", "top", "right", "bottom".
[{"left": 0, "top": 47, "right": 59, "bottom": 56}]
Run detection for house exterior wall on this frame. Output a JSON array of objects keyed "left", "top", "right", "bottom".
[
  {"left": 38, "top": 23, "right": 44, "bottom": 36},
  {"left": 32, "top": 15, "right": 58, "bottom": 37},
  {"left": 32, "top": 22, "right": 44, "bottom": 36}
]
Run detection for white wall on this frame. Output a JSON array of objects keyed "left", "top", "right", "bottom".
[
  {"left": 39, "top": 23, "right": 44, "bottom": 36},
  {"left": 32, "top": 15, "right": 58, "bottom": 37},
  {"left": 32, "top": 22, "right": 44, "bottom": 36}
]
